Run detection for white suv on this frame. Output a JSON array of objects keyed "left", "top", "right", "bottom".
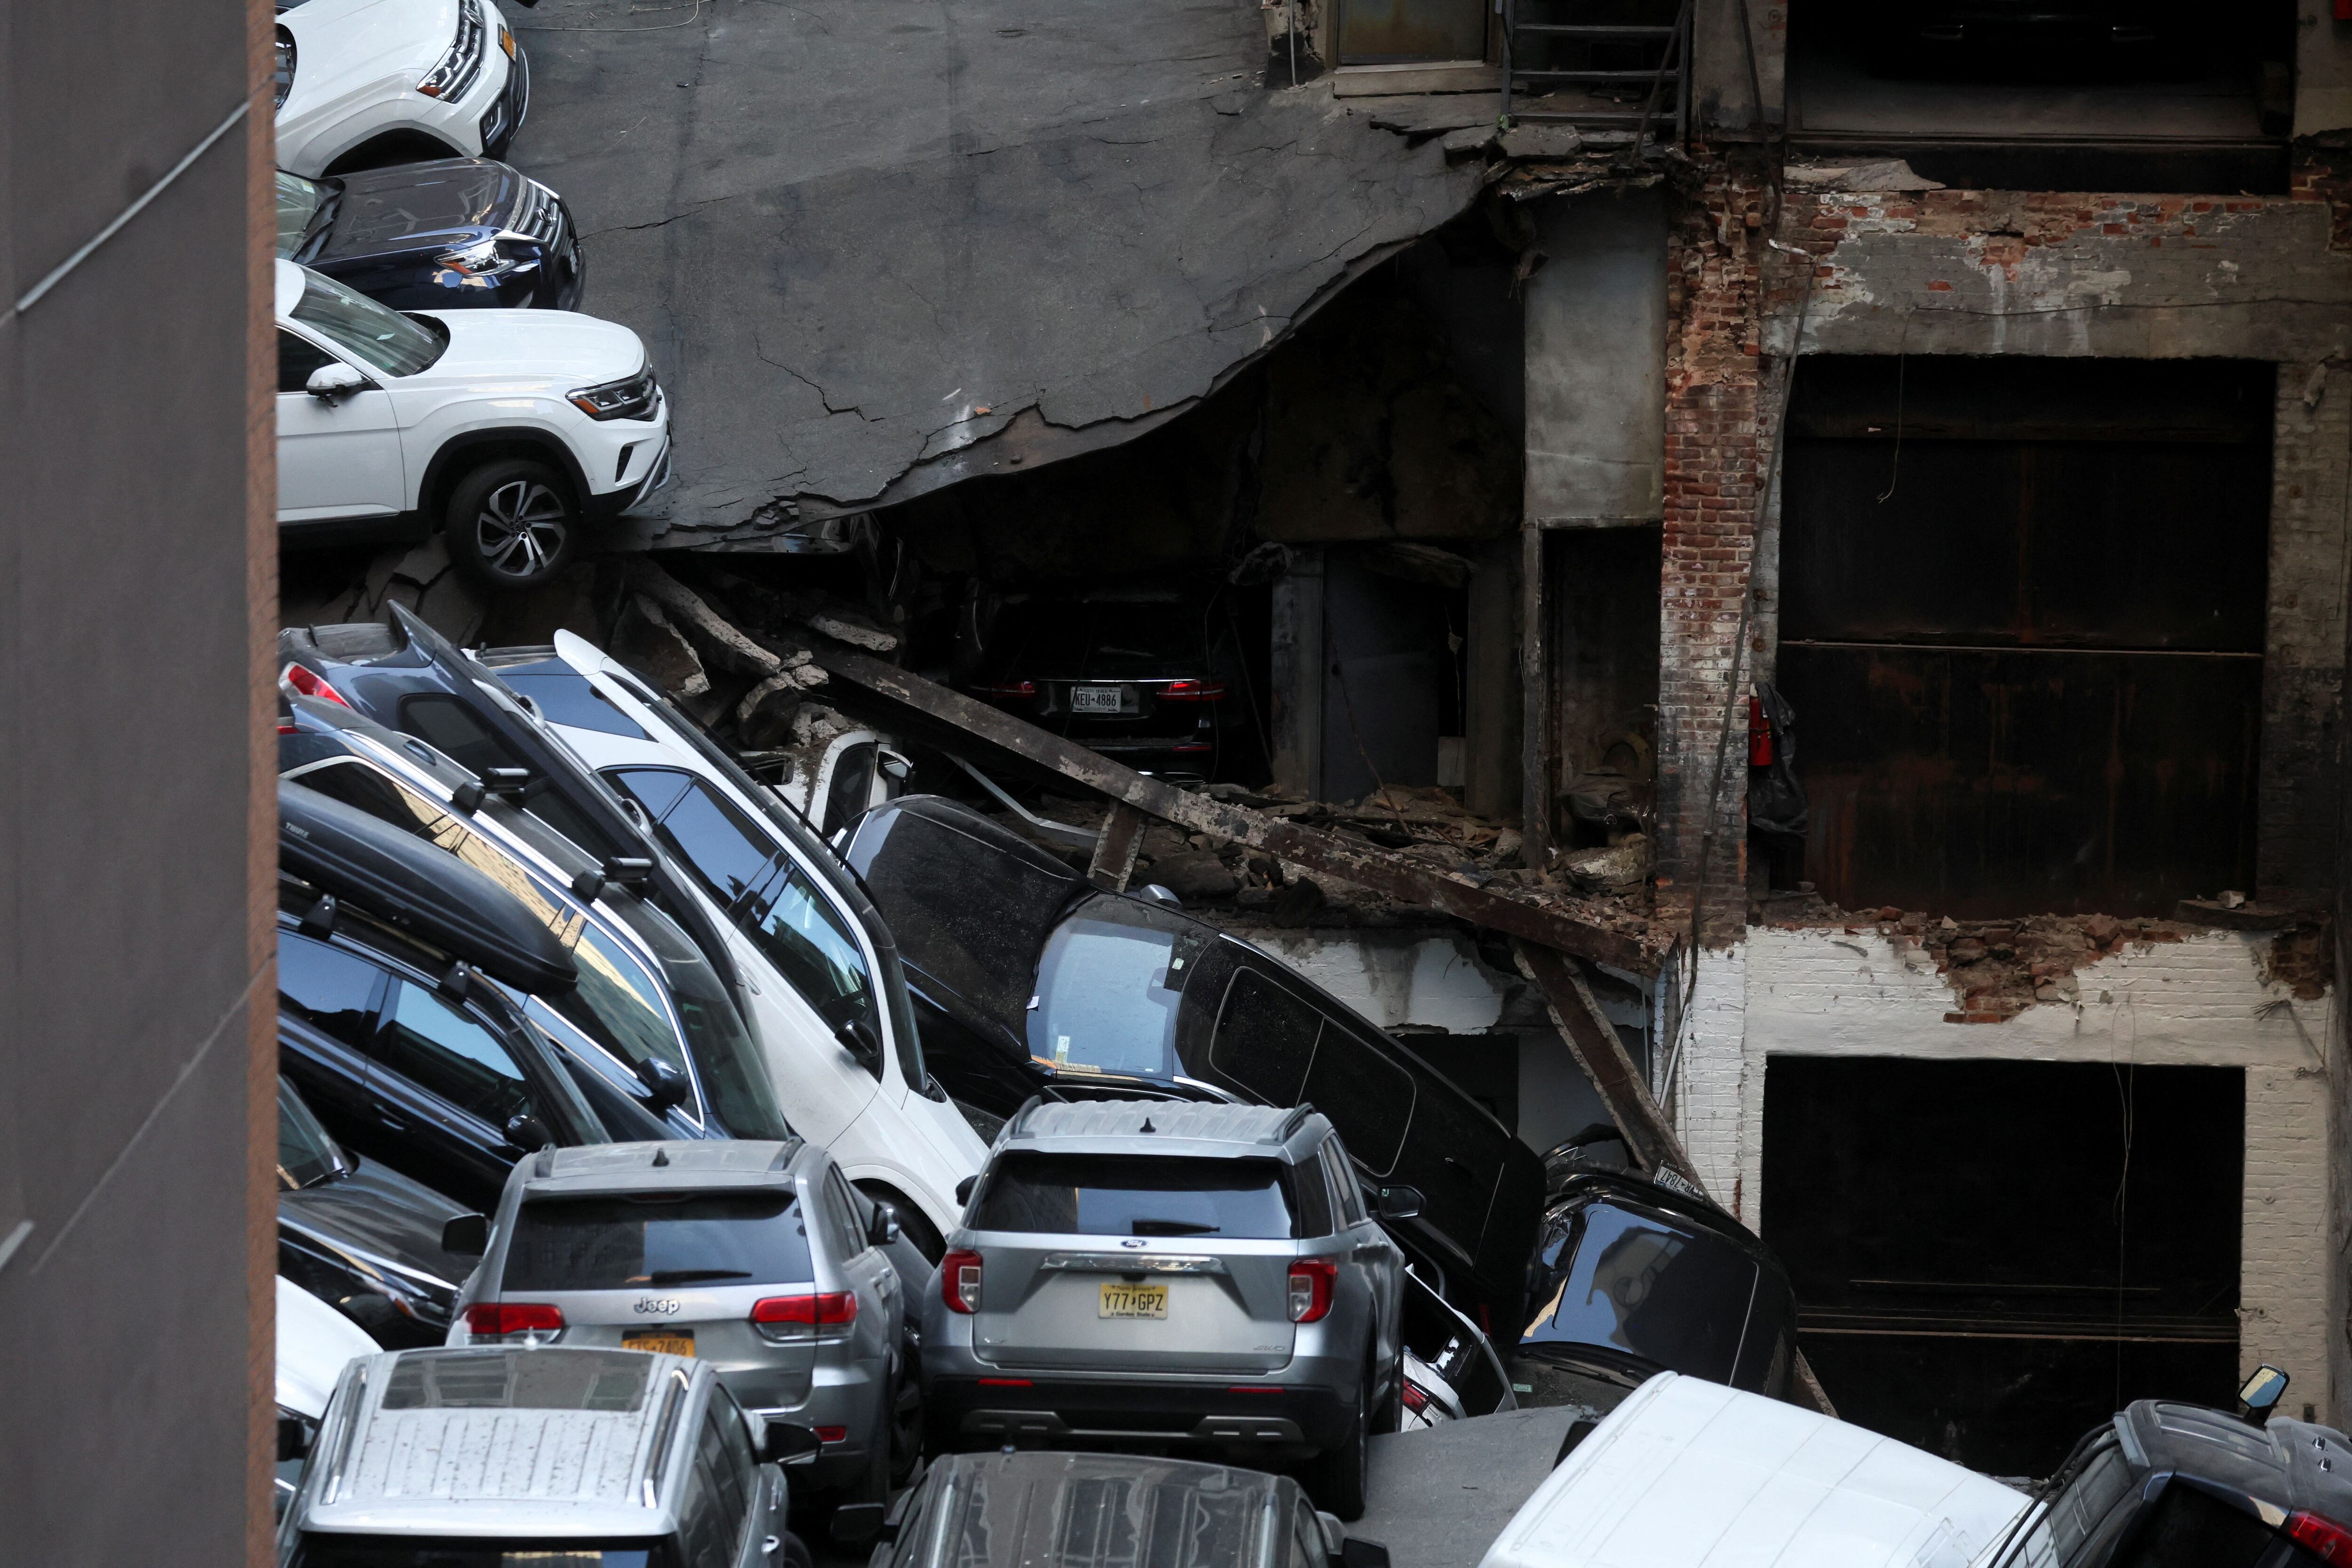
[
  {"left": 275, "top": 257, "right": 669, "bottom": 589},
  {"left": 275, "top": 0, "right": 529, "bottom": 178}
]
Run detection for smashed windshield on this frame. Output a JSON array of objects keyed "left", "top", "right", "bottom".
[
  {"left": 1521, "top": 1201, "right": 1759, "bottom": 1383},
  {"left": 1025, "top": 895, "right": 1194, "bottom": 1080}
]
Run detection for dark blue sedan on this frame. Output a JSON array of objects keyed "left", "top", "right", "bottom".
[{"left": 276, "top": 156, "right": 581, "bottom": 311}]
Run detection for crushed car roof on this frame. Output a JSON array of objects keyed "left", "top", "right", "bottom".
[{"left": 300, "top": 1347, "right": 695, "bottom": 1537}]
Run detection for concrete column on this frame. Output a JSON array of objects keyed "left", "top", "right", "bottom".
[
  {"left": 1464, "top": 535, "right": 1522, "bottom": 822},
  {"left": 2259, "top": 363, "right": 2349, "bottom": 903},
  {"left": 1270, "top": 546, "right": 1325, "bottom": 799},
  {"left": 1523, "top": 190, "right": 1668, "bottom": 529}
]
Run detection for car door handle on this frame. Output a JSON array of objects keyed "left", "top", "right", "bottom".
[
  {"left": 1352, "top": 1244, "right": 1386, "bottom": 1261},
  {"left": 372, "top": 1106, "right": 409, "bottom": 1133}
]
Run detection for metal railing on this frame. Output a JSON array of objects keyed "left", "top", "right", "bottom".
[{"left": 1498, "top": 0, "right": 1692, "bottom": 146}]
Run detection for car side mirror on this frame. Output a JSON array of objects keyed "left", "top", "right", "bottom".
[
  {"left": 955, "top": 1175, "right": 978, "bottom": 1208},
  {"left": 304, "top": 362, "right": 370, "bottom": 401},
  {"left": 1375, "top": 1186, "right": 1423, "bottom": 1222},
  {"left": 867, "top": 1202, "right": 901, "bottom": 1248},
  {"left": 831, "top": 1502, "right": 888, "bottom": 1545},
  {"left": 834, "top": 1017, "right": 882, "bottom": 1067},
  {"left": 636, "top": 1056, "right": 691, "bottom": 1114},
  {"left": 277, "top": 1413, "right": 313, "bottom": 1464},
  {"left": 442, "top": 1213, "right": 490, "bottom": 1256},
  {"left": 2239, "top": 1364, "right": 2290, "bottom": 1424},
  {"left": 504, "top": 1112, "right": 551, "bottom": 1149},
  {"left": 758, "top": 1420, "right": 823, "bottom": 1465}
]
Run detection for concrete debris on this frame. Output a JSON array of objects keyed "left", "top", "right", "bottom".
[
  {"left": 612, "top": 593, "right": 710, "bottom": 698},
  {"left": 1497, "top": 125, "right": 1584, "bottom": 162},
  {"left": 1781, "top": 158, "right": 1945, "bottom": 192},
  {"left": 1753, "top": 892, "right": 2336, "bottom": 1014}
]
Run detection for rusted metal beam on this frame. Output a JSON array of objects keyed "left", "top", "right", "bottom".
[
  {"left": 1512, "top": 939, "right": 1698, "bottom": 1187},
  {"left": 810, "top": 644, "right": 1665, "bottom": 971},
  {"left": 1511, "top": 936, "right": 1836, "bottom": 1418},
  {"left": 1087, "top": 802, "right": 1147, "bottom": 891}
]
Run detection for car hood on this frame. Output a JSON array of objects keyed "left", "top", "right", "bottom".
[
  {"left": 280, "top": 0, "right": 460, "bottom": 116},
  {"left": 1480, "top": 1373, "right": 2029, "bottom": 1568},
  {"left": 278, "top": 1156, "right": 475, "bottom": 1297},
  {"left": 406, "top": 307, "right": 645, "bottom": 390},
  {"left": 318, "top": 157, "right": 523, "bottom": 261},
  {"left": 278, "top": 1275, "right": 381, "bottom": 1419}
]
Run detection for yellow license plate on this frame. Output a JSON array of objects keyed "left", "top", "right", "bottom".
[
  {"left": 623, "top": 1329, "right": 695, "bottom": 1357},
  {"left": 1099, "top": 1282, "right": 1169, "bottom": 1319}
]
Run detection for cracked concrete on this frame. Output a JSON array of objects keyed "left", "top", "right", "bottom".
[{"left": 503, "top": 0, "right": 1480, "bottom": 545}]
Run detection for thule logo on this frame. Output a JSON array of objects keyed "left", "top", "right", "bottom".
[{"left": 634, "top": 1298, "right": 682, "bottom": 1316}]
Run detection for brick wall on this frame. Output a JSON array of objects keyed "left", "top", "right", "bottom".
[
  {"left": 1657, "top": 155, "right": 1778, "bottom": 944},
  {"left": 2263, "top": 363, "right": 2350, "bottom": 900}
]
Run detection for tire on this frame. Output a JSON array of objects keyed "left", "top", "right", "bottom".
[
  {"left": 443, "top": 457, "right": 581, "bottom": 591},
  {"left": 1303, "top": 1363, "right": 1372, "bottom": 1521},
  {"left": 1370, "top": 1347, "right": 1405, "bottom": 1436},
  {"left": 778, "top": 1532, "right": 814, "bottom": 1568},
  {"left": 889, "top": 1354, "right": 925, "bottom": 1485}
]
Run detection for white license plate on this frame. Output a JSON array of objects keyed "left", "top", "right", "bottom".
[
  {"left": 1071, "top": 685, "right": 1123, "bottom": 714},
  {"left": 1099, "top": 1282, "right": 1169, "bottom": 1319}
]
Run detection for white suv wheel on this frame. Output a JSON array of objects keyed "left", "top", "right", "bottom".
[{"left": 445, "top": 458, "right": 580, "bottom": 591}]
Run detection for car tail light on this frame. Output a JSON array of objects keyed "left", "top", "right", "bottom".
[
  {"left": 466, "top": 1302, "right": 563, "bottom": 1336},
  {"left": 815, "top": 1426, "right": 848, "bottom": 1443},
  {"left": 1287, "top": 1258, "right": 1336, "bottom": 1323},
  {"left": 975, "top": 681, "right": 1036, "bottom": 698},
  {"left": 977, "top": 1378, "right": 1032, "bottom": 1389},
  {"left": 1400, "top": 1379, "right": 1428, "bottom": 1413},
  {"left": 1158, "top": 680, "right": 1226, "bottom": 702},
  {"left": 1173, "top": 742, "right": 1214, "bottom": 753},
  {"left": 751, "top": 1291, "right": 858, "bottom": 1326},
  {"left": 2291, "top": 1513, "right": 2352, "bottom": 1562},
  {"left": 282, "top": 662, "right": 350, "bottom": 707},
  {"left": 942, "top": 1250, "right": 983, "bottom": 1314}
]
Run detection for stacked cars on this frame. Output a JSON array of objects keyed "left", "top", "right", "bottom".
[{"left": 271, "top": 0, "right": 667, "bottom": 591}]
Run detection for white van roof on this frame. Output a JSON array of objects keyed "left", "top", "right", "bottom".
[{"left": 1478, "top": 1372, "right": 2028, "bottom": 1568}]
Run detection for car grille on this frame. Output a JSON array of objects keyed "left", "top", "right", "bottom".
[{"left": 511, "top": 178, "right": 565, "bottom": 248}]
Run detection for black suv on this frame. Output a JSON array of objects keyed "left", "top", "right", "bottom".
[
  {"left": 841, "top": 793, "right": 1543, "bottom": 1328},
  {"left": 1974, "top": 1373, "right": 2352, "bottom": 1568},
  {"left": 275, "top": 159, "right": 582, "bottom": 312}
]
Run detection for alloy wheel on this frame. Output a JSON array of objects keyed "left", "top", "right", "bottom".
[{"left": 471, "top": 478, "right": 571, "bottom": 579}]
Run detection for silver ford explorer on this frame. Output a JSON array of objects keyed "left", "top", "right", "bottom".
[
  {"left": 276, "top": 1345, "right": 816, "bottom": 1568},
  {"left": 920, "top": 1100, "right": 1418, "bottom": 1520},
  {"left": 445, "top": 1139, "right": 911, "bottom": 1506}
]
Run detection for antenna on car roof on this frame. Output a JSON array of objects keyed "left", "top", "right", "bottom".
[
  {"left": 1140, "top": 1117, "right": 1156, "bottom": 1134},
  {"left": 652, "top": 1147, "right": 670, "bottom": 1167}
]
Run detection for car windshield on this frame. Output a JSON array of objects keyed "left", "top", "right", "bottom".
[
  {"left": 278, "top": 1078, "right": 347, "bottom": 1190},
  {"left": 291, "top": 1537, "right": 676, "bottom": 1567},
  {"left": 1520, "top": 1200, "right": 1761, "bottom": 1383},
  {"left": 275, "top": 171, "right": 332, "bottom": 259},
  {"left": 1026, "top": 895, "right": 1195, "bottom": 1080},
  {"left": 850, "top": 806, "right": 1077, "bottom": 1036},
  {"left": 502, "top": 1193, "right": 814, "bottom": 1291},
  {"left": 973, "top": 1153, "right": 1298, "bottom": 1239},
  {"left": 290, "top": 267, "right": 443, "bottom": 376}
]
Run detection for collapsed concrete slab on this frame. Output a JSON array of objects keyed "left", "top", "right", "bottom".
[{"left": 510, "top": 0, "right": 1484, "bottom": 544}]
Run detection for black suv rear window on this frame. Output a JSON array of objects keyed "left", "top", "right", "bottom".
[
  {"left": 974, "top": 1154, "right": 1297, "bottom": 1239},
  {"left": 502, "top": 1193, "right": 812, "bottom": 1291}
]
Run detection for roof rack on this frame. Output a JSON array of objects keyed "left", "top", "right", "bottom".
[{"left": 1273, "top": 1103, "right": 1319, "bottom": 1143}]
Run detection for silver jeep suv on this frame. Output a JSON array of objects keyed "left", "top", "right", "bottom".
[
  {"left": 277, "top": 1345, "right": 813, "bottom": 1567},
  {"left": 445, "top": 1139, "right": 912, "bottom": 1505},
  {"left": 920, "top": 1100, "right": 1416, "bottom": 1520}
]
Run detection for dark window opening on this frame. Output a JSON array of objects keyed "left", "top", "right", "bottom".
[
  {"left": 1784, "top": 0, "right": 2296, "bottom": 192},
  {"left": 1778, "top": 356, "right": 2271, "bottom": 919},
  {"left": 1764, "top": 1056, "right": 2243, "bottom": 1475}
]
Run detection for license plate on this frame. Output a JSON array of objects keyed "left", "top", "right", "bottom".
[
  {"left": 1071, "top": 685, "right": 1123, "bottom": 714},
  {"left": 1099, "top": 1282, "right": 1169, "bottom": 1319},
  {"left": 623, "top": 1329, "right": 695, "bottom": 1357}
]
